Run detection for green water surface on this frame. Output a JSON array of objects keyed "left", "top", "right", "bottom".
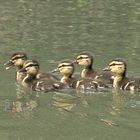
[{"left": 0, "top": 0, "right": 140, "bottom": 140}]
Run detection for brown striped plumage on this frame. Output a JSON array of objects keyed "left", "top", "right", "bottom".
[
  {"left": 4, "top": 52, "right": 27, "bottom": 82},
  {"left": 52, "top": 60, "right": 108, "bottom": 91},
  {"left": 74, "top": 52, "right": 113, "bottom": 85},
  {"left": 104, "top": 58, "right": 140, "bottom": 91},
  {"left": 4, "top": 52, "right": 60, "bottom": 90},
  {"left": 19, "top": 60, "right": 63, "bottom": 92}
]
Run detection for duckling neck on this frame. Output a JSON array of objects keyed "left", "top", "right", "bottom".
[
  {"left": 61, "top": 75, "right": 72, "bottom": 84},
  {"left": 23, "top": 74, "right": 36, "bottom": 83},
  {"left": 113, "top": 74, "right": 124, "bottom": 88},
  {"left": 81, "top": 65, "right": 93, "bottom": 78},
  {"left": 84, "top": 63, "right": 92, "bottom": 70},
  {"left": 16, "top": 66, "right": 25, "bottom": 82},
  {"left": 17, "top": 65, "right": 23, "bottom": 70},
  {"left": 16, "top": 71, "right": 26, "bottom": 82}
]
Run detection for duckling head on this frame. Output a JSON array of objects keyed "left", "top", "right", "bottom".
[
  {"left": 105, "top": 58, "right": 127, "bottom": 77},
  {"left": 4, "top": 52, "right": 27, "bottom": 70},
  {"left": 75, "top": 52, "right": 93, "bottom": 69},
  {"left": 19, "top": 60, "right": 39, "bottom": 77},
  {"left": 52, "top": 60, "right": 74, "bottom": 77}
]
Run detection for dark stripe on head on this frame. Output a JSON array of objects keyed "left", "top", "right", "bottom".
[
  {"left": 109, "top": 63, "right": 124, "bottom": 67},
  {"left": 24, "top": 60, "right": 39, "bottom": 68},
  {"left": 109, "top": 58, "right": 127, "bottom": 67},
  {"left": 11, "top": 52, "right": 27, "bottom": 61},
  {"left": 58, "top": 60, "right": 74, "bottom": 68},
  {"left": 77, "top": 56, "right": 89, "bottom": 60},
  {"left": 77, "top": 52, "right": 93, "bottom": 59}
]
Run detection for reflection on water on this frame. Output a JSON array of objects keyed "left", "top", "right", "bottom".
[
  {"left": 52, "top": 91, "right": 89, "bottom": 112},
  {"left": 14, "top": 84, "right": 38, "bottom": 113},
  {"left": 110, "top": 90, "right": 128, "bottom": 116},
  {"left": 0, "top": 0, "right": 140, "bottom": 140},
  {"left": 1, "top": 83, "right": 38, "bottom": 116},
  {"left": 52, "top": 92, "right": 78, "bottom": 112}
]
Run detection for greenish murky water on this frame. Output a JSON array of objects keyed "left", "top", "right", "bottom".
[{"left": 0, "top": 0, "right": 140, "bottom": 140}]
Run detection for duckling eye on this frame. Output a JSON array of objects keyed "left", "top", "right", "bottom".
[
  {"left": 83, "top": 57, "right": 89, "bottom": 59},
  {"left": 77, "top": 57, "right": 82, "bottom": 60},
  {"left": 109, "top": 63, "right": 124, "bottom": 67},
  {"left": 77, "top": 56, "right": 88, "bottom": 60},
  {"left": 109, "top": 63, "right": 116, "bottom": 66},
  {"left": 25, "top": 65, "right": 30, "bottom": 69},
  {"left": 58, "top": 65, "right": 64, "bottom": 68},
  {"left": 12, "top": 56, "right": 24, "bottom": 61},
  {"left": 58, "top": 64, "right": 72, "bottom": 68},
  {"left": 12, "top": 57, "right": 19, "bottom": 61},
  {"left": 25, "top": 64, "right": 38, "bottom": 68}
]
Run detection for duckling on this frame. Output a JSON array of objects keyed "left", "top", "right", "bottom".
[
  {"left": 19, "top": 60, "right": 63, "bottom": 92},
  {"left": 4, "top": 52, "right": 27, "bottom": 82},
  {"left": 74, "top": 52, "right": 113, "bottom": 84},
  {"left": 4, "top": 52, "right": 59, "bottom": 83},
  {"left": 52, "top": 60, "right": 76, "bottom": 87},
  {"left": 103, "top": 58, "right": 140, "bottom": 91},
  {"left": 52, "top": 60, "right": 108, "bottom": 91}
]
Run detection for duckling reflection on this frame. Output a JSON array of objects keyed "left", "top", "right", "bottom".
[
  {"left": 99, "top": 90, "right": 128, "bottom": 127},
  {"left": 74, "top": 52, "right": 113, "bottom": 85},
  {"left": 52, "top": 93, "right": 79, "bottom": 112},
  {"left": 12, "top": 99, "right": 38, "bottom": 113},
  {"left": 52, "top": 92, "right": 89, "bottom": 113},
  {"left": 109, "top": 90, "right": 128, "bottom": 116},
  {"left": 3, "top": 89, "right": 38, "bottom": 113},
  {"left": 14, "top": 87, "right": 39, "bottom": 112}
]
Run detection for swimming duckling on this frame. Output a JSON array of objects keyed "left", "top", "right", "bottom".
[
  {"left": 74, "top": 52, "right": 113, "bottom": 84},
  {"left": 52, "top": 60, "right": 76, "bottom": 87},
  {"left": 4, "top": 52, "right": 27, "bottom": 82},
  {"left": 52, "top": 60, "right": 108, "bottom": 91},
  {"left": 19, "top": 60, "right": 63, "bottom": 92},
  {"left": 103, "top": 58, "right": 140, "bottom": 91},
  {"left": 4, "top": 52, "right": 59, "bottom": 83}
]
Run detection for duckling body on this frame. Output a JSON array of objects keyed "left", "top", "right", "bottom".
[
  {"left": 20, "top": 60, "right": 63, "bottom": 92},
  {"left": 52, "top": 60, "right": 108, "bottom": 91},
  {"left": 104, "top": 58, "right": 140, "bottom": 91},
  {"left": 114, "top": 77, "right": 140, "bottom": 90},
  {"left": 75, "top": 52, "right": 113, "bottom": 84}
]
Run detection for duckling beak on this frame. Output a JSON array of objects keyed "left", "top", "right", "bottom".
[
  {"left": 103, "top": 66, "right": 110, "bottom": 71},
  {"left": 51, "top": 68, "right": 59, "bottom": 73},
  {"left": 18, "top": 68, "right": 26, "bottom": 73},
  {"left": 4, "top": 60, "right": 14, "bottom": 70}
]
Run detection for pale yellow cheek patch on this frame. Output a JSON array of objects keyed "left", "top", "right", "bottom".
[
  {"left": 110, "top": 65, "right": 125, "bottom": 74},
  {"left": 28, "top": 67, "right": 38, "bottom": 74},
  {"left": 15, "top": 59, "right": 24, "bottom": 66},
  {"left": 78, "top": 59, "right": 91, "bottom": 66},
  {"left": 59, "top": 63, "right": 71, "bottom": 67}
]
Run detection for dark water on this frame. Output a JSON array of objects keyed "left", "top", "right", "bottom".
[{"left": 0, "top": 0, "right": 140, "bottom": 140}]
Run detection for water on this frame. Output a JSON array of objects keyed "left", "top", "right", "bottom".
[{"left": 0, "top": 0, "right": 140, "bottom": 140}]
